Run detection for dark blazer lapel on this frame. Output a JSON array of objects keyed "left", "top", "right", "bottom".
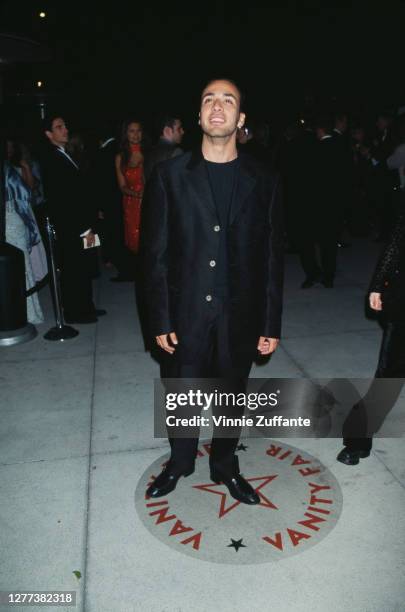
[
  {"left": 186, "top": 149, "right": 218, "bottom": 218},
  {"left": 229, "top": 154, "right": 257, "bottom": 225},
  {"left": 55, "top": 147, "right": 79, "bottom": 171}
]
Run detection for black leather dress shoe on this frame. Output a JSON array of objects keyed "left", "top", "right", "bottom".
[
  {"left": 146, "top": 467, "right": 194, "bottom": 498},
  {"left": 337, "top": 447, "right": 371, "bottom": 465},
  {"left": 95, "top": 309, "right": 107, "bottom": 317},
  {"left": 210, "top": 471, "right": 260, "bottom": 505}
]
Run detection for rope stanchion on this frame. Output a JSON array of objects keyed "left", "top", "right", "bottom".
[{"left": 43, "top": 217, "right": 79, "bottom": 341}]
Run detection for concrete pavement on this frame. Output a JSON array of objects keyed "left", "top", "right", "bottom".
[{"left": 1, "top": 238, "right": 404, "bottom": 612}]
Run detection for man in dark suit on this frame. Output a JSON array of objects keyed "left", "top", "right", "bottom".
[
  {"left": 94, "top": 128, "right": 132, "bottom": 282},
  {"left": 41, "top": 115, "right": 106, "bottom": 323},
  {"left": 333, "top": 111, "right": 353, "bottom": 246},
  {"left": 144, "top": 114, "right": 185, "bottom": 181},
  {"left": 142, "top": 79, "right": 284, "bottom": 504},
  {"left": 370, "top": 112, "right": 398, "bottom": 241},
  {"left": 299, "top": 114, "right": 343, "bottom": 288}
]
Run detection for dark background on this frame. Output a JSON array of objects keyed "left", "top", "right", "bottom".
[{"left": 1, "top": 0, "right": 405, "bottom": 141}]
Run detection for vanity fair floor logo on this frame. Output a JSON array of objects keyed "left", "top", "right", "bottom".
[{"left": 135, "top": 439, "right": 343, "bottom": 564}]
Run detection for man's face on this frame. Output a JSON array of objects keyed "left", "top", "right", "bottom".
[
  {"left": 199, "top": 80, "right": 245, "bottom": 139},
  {"left": 169, "top": 119, "right": 184, "bottom": 144},
  {"left": 45, "top": 118, "right": 69, "bottom": 146}
]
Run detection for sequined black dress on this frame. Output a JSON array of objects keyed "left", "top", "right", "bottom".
[{"left": 370, "top": 215, "right": 405, "bottom": 323}]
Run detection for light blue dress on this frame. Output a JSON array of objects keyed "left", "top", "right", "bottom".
[{"left": 4, "top": 162, "right": 48, "bottom": 325}]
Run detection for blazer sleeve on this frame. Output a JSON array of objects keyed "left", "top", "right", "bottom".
[
  {"left": 140, "top": 164, "right": 172, "bottom": 336},
  {"left": 262, "top": 174, "right": 284, "bottom": 338}
]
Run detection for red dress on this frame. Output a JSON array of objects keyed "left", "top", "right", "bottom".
[{"left": 122, "top": 144, "right": 144, "bottom": 253}]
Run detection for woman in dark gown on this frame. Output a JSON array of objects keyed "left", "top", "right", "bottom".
[
  {"left": 369, "top": 214, "right": 405, "bottom": 375},
  {"left": 338, "top": 213, "right": 405, "bottom": 464}
]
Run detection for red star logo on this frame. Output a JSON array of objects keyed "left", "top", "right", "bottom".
[{"left": 192, "top": 475, "right": 279, "bottom": 518}]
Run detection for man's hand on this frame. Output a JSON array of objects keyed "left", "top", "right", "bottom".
[
  {"left": 156, "top": 332, "right": 178, "bottom": 354},
  {"left": 257, "top": 336, "right": 279, "bottom": 355},
  {"left": 369, "top": 292, "right": 382, "bottom": 311},
  {"left": 85, "top": 231, "right": 96, "bottom": 247}
]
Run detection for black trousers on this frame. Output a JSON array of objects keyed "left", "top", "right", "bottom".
[
  {"left": 344, "top": 321, "right": 405, "bottom": 451},
  {"left": 375, "top": 321, "right": 405, "bottom": 377},
  {"left": 299, "top": 228, "right": 338, "bottom": 283},
  {"left": 160, "top": 296, "right": 252, "bottom": 477},
  {"left": 99, "top": 199, "right": 133, "bottom": 277},
  {"left": 58, "top": 241, "right": 96, "bottom": 317}
]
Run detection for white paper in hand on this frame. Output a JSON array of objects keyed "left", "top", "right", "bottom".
[{"left": 83, "top": 234, "right": 101, "bottom": 249}]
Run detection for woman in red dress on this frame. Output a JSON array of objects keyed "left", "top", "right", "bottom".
[{"left": 115, "top": 119, "right": 144, "bottom": 254}]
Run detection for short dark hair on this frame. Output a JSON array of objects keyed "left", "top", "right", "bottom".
[
  {"left": 201, "top": 77, "right": 245, "bottom": 112},
  {"left": 156, "top": 114, "right": 180, "bottom": 137}
]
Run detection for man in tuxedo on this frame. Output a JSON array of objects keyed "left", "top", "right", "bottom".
[
  {"left": 299, "top": 115, "right": 343, "bottom": 288},
  {"left": 333, "top": 112, "right": 348, "bottom": 139},
  {"left": 370, "top": 112, "right": 398, "bottom": 240},
  {"left": 333, "top": 111, "right": 353, "bottom": 246},
  {"left": 42, "top": 115, "right": 106, "bottom": 323},
  {"left": 144, "top": 114, "right": 185, "bottom": 181},
  {"left": 142, "top": 79, "right": 284, "bottom": 504},
  {"left": 94, "top": 127, "right": 132, "bottom": 282}
]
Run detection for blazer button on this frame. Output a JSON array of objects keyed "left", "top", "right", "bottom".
[
  {"left": 214, "top": 225, "right": 220, "bottom": 232},
  {"left": 209, "top": 260, "right": 216, "bottom": 267},
  {"left": 206, "top": 295, "right": 212, "bottom": 302}
]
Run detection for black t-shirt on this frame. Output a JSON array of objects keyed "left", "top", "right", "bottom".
[{"left": 205, "top": 158, "right": 239, "bottom": 296}]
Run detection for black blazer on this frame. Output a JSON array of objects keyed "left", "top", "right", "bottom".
[
  {"left": 141, "top": 150, "right": 284, "bottom": 364},
  {"left": 313, "top": 137, "right": 345, "bottom": 226},
  {"left": 144, "top": 140, "right": 183, "bottom": 182},
  {"left": 93, "top": 139, "right": 121, "bottom": 214},
  {"left": 41, "top": 145, "right": 95, "bottom": 248}
]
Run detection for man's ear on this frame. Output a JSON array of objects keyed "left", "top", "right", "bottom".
[
  {"left": 198, "top": 112, "right": 201, "bottom": 125},
  {"left": 45, "top": 130, "right": 52, "bottom": 141},
  {"left": 237, "top": 113, "right": 246, "bottom": 129}
]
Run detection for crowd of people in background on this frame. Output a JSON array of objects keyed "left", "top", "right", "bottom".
[
  {"left": 3, "top": 104, "right": 405, "bottom": 324},
  {"left": 278, "top": 109, "right": 405, "bottom": 288}
]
